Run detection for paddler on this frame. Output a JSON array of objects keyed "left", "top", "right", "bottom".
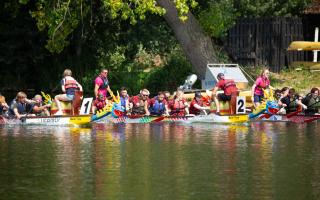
[
  {"left": 0, "top": 93, "right": 9, "bottom": 117},
  {"left": 32, "top": 94, "right": 51, "bottom": 116},
  {"left": 8, "top": 91, "right": 36, "bottom": 119},
  {"left": 148, "top": 91, "right": 169, "bottom": 116},
  {"left": 189, "top": 91, "right": 209, "bottom": 115},
  {"left": 168, "top": 88, "right": 189, "bottom": 116},
  {"left": 302, "top": 88, "right": 320, "bottom": 115},
  {"left": 92, "top": 93, "right": 108, "bottom": 114},
  {"left": 128, "top": 89, "right": 150, "bottom": 116},
  {"left": 278, "top": 87, "right": 307, "bottom": 114}
]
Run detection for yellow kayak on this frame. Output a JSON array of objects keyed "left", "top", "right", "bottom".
[{"left": 287, "top": 41, "right": 320, "bottom": 51}]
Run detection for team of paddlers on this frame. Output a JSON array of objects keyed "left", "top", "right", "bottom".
[{"left": 0, "top": 68, "right": 319, "bottom": 121}]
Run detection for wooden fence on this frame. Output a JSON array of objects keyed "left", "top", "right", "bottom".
[{"left": 225, "top": 17, "right": 318, "bottom": 72}]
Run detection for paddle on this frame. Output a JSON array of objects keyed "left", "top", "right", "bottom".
[
  {"left": 151, "top": 116, "right": 165, "bottom": 122},
  {"left": 20, "top": 103, "right": 35, "bottom": 122},
  {"left": 303, "top": 116, "right": 320, "bottom": 123},
  {"left": 286, "top": 108, "right": 302, "bottom": 118}
]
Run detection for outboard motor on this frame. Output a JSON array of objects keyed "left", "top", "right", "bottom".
[{"left": 179, "top": 74, "right": 197, "bottom": 91}]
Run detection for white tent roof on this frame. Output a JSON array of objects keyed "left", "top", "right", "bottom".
[{"left": 201, "top": 64, "right": 248, "bottom": 90}]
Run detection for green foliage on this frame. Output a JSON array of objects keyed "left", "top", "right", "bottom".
[
  {"left": 234, "top": 0, "right": 311, "bottom": 17},
  {"left": 198, "top": 0, "right": 238, "bottom": 38},
  {"left": 196, "top": 0, "right": 311, "bottom": 38},
  {"left": 145, "top": 49, "right": 194, "bottom": 95},
  {"left": 30, "top": 0, "right": 89, "bottom": 53}
]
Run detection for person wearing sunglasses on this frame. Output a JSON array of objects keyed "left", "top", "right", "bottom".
[
  {"left": 128, "top": 89, "right": 150, "bottom": 116},
  {"left": 94, "top": 69, "right": 111, "bottom": 98}
]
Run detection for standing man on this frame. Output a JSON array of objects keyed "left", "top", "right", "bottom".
[
  {"left": 94, "top": 69, "right": 111, "bottom": 98},
  {"left": 211, "top": 73, "right": 239, "bottom": 115}
]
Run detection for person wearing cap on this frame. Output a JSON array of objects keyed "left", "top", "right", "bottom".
[
  {"left": 251, "top": 68, "right": 273, "bottom": 107},
  {"left": 211, "top": 73, "right": 239, "bottom": 114},
  {"left": 189, "top": 91, "right": 209, "bottom": 115}
]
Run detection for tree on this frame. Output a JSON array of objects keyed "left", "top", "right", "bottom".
[
  {"left": 16, "top": 0, "right": 312, "bottom": 80},
  {"left": 20, "top": 0, "right": 218, "bottom": 79},
  {"left": 156, "top": 0, "right": 217, "bottom": 78}
]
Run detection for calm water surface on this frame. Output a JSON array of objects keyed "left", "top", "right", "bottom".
[{"left": 0, "top": 122, "right": 320, "bottom": 200}]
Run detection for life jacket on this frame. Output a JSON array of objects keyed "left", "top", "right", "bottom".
[
  {"left": 303, "top": 93, "right": 320, "bottom": 114},
  {"left": 8, "top": 99, "right": 33, "bottom": 117},
  {"left": 131, "top": 95, "right": 147, "bottom": 115},
  {"left": 94, "top": 98, "right": 107, "bottom": 111},
  {"left": 170, "top": 97, "right": 186, "bottom": 116},
  {"left": 97, "top": 76, "right": 109, "bottom": 90},
  {"left": 120, "top": 95, "right": 129, "bottom": 110},
  {"left": 64, "top": 78, "right": 78, "bottom": 90},
  {"left": 189, "top": 98, "right": 203, "bottom": 115},
  {"left": 286, "top": 97, "right": 298, "bottom": 113},
  {"left": 221, "top": 79, "right": 236, "bottom": 90},
  {"left": 149, "top": 97, "right": 166, "bottom": 115}
]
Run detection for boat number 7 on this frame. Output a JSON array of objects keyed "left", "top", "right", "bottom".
[
  {"left": 236, "top": 96, "right": 246, "bottom": 114},
  {"left": 80, "top": 98, "right": 93, "bottom": 115}
]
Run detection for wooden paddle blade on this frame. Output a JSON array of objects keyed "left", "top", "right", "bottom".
[
  {"left": 286, "top": 110, "right": 301, "bottom": 118},
  {"left": 152, "top": 116, "right": 165, "bottom": 122},
  {"left": 304, "top": 116, "right": 320, "bottom": 123}
]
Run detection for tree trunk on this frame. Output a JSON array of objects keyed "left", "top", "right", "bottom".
[{"left": 157, "top": 0, "right": 218, "bottom": 79}]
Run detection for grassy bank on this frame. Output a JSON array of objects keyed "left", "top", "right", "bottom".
[{"left": 244, "top": 67, "right": 320, "bottom": 95}]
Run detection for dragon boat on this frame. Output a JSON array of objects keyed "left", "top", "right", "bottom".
[
  {"left": 248, "top": 89, "right": 320, "bottom": 123},
  {"left": 90, "top": 92, "right": 249, "bottom": 124},
  {"left": 0, "top": 91, "right": 92, "bottom": 126}
]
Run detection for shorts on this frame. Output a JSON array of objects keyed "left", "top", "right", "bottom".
[
  {"left": 217, "top": 93, "right": 231, "bottom": 101},
  {"left": 66, "top": 94, "right": 75, "bottom": 101},
  {"left": 254, "top": 94, "right": 264, "bottom": 103}
]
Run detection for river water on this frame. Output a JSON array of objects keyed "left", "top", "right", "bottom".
[{"left": 0, "top": 122, "right": 320, "bottom": 200}]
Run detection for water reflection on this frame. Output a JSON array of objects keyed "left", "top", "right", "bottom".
[{"left": 0, "top": 122, "right": 320, "bottom": 199}]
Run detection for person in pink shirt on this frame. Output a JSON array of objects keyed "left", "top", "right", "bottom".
[
  {"left": 251, "top": 68, "right": 273, "bottom": 107},
  {"left": 94, "top": 69, "right": 111, "bottom": 98}
]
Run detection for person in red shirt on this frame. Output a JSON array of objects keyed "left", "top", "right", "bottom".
[
  {"left": 168, "top": 89, "right": 189, "bottom": 116},
  {"left": 92, "top": 93, "right": 108, "bottom": 113},
  {"left": 189, "top": 91, "right": 209, "bottom": 115},
  {"left": 129, "top": 89, "right": 150, "bottom": 116},
  {"left": 211, "top": 73, "right": 239, "bottom": 114}
]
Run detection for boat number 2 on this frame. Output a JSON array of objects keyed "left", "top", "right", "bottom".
[
  {"left": 236, "top": 96, "right": 246, "bottom": 114},
  {"left": 80, "top": 98, "right": 93, "bottom": 115}
]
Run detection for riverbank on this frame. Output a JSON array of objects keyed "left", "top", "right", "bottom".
[{"left": 246, "top": 67, "right": 320, "bottom": 95}]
